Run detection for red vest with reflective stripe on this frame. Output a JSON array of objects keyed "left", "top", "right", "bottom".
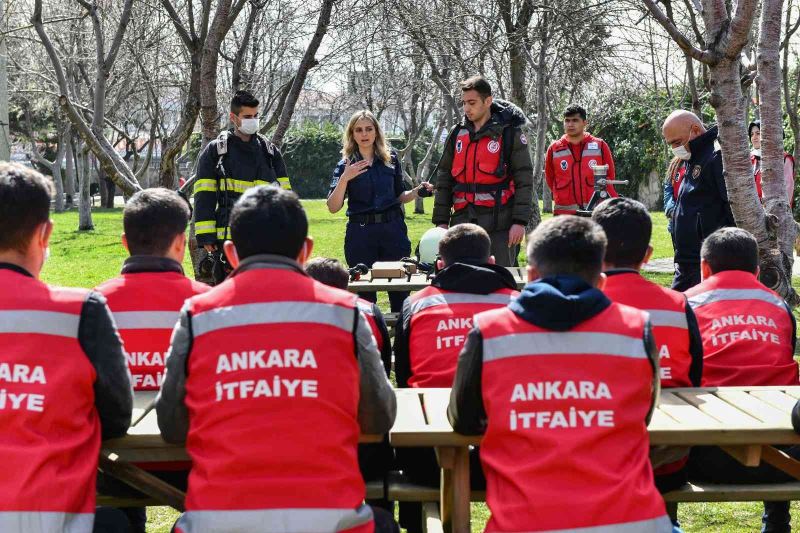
[
  {"left": 603, "top": 272, "right": 693, "bottom": 388},
  {"left": 751, "top": 154, "right": 764, "bottom": 200},
  {"left": 450, "top": 127, "right": 515, "bottom": 210},
  {"left": 686, "top": 271, "right": 797, "bottom": 387},
  {"left": 357, "top": 298, "right": 383, "bottom": 352},
  {"left": 477, "top": 303, "right": 668, "bottom": 533},
  {"left": 178, "top": 268, "right": 371, "bottom": 533},
  {"left": 0, "top": 269, "right": 99, "bottom": 524},
  {"left": 407, "top": 286, "right": 518, "bottom": 388},
  {"left": 672, "top": 163, "right": 686, "bottom": 200},
  {"left": 97, "top": 271, "right": 209, "bottom": 391},
  {"left": 548, "top": 134, "right": 609, "bottom": 215}
]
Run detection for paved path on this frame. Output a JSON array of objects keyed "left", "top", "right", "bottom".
[{"left": 643, "top": 255, "right": 800, "bottom": 276}]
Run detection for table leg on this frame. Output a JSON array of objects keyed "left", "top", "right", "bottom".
[
  {"left": 98, "top": 452, "right": 186, "bottom": 511},
  {"left": 720, "top": 444, "right": 762, "bottom": 467},
  {"left": 436, "top": 446, "right": 471, "bottom": 533},
  {"left": 761, "top": 445, "right": 800, "bottom": 480}
]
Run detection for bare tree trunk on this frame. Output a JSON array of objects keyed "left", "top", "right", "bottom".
[
  {"left": 77, "top": 146, "right": 93, "bottom": 230},
  {"left": 270, "top": 0, "right": 334, "bottom": 148},
  {"left": 685, "top": 54, "right": 702, "bottom": 117},
  {"left": 52, "top": 127, "right": 68, "bottom": 212},
  {"left": 782, "top": 0, "right": 800, "bottom": 163},
  {"left": 643, "top": 0, "right": 797, "bottom": 302},
  {"left": 532, "top": 42, "right": 549, "bottom": 218},
  {"left": 199, "top": 0, "right": 247, "bottom": 146},
  {"left": 757, "top": 0, "right": 797, "bottom": 302},
  {"left": 65, "top": 136, "right": 76, "bottom": 209},
  {"left": 525, "top": 123, "right": 542, "bottom": 232}
]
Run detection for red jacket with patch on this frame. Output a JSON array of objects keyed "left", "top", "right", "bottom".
[{"left": 545, "top": 133, "right": 617, "bottom": 215}]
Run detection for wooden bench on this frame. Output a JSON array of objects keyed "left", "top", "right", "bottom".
[
  {"left": 387, "top": 478, "right": 800, "bottom": 503},
  {"left": 388, "top": 479, "right": 800, "bottom": 532}
]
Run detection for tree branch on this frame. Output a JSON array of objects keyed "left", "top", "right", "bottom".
[
  {"left": 641, "top": 0, "right": 713, "bottom": 63},
  {"left": 160, "top": 0, "right": 195, "bottom": 50}
]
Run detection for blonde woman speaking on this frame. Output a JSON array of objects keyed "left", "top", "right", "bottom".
[{"left": 327, "top": 110, "right": 432, "bottom": 311}]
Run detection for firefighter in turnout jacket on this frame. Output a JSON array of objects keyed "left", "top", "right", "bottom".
[
  {"left": 448, "top": 216, "right": 671, "bottom": 533},
  {"left": 193, "top": 90, "right": 292, "bottom": 284},
  {"left": 432, "top": 76, "right": 533, "bottom": 267},
  {"left": 157, "top": 186, "right": 397, "bottom": 533}
]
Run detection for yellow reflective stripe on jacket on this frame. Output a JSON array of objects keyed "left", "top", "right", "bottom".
[
  {"left": 216, "top": 227, "right": 231, "bottom": 240},
  {"left": 194, "top": 179, "right": 217, "bottom": 194},
  {"left": 219, "top": 178, "right": 262, "bottom": 194},
  {"left": 277, "top": 176, "right": 292, "bottom": 190},
  {"left": 195, "top": 220, "right": 217, "bottom": 235}
]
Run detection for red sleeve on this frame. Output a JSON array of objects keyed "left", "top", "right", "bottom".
[
  {"left": 602, "top": 140, "right": 618, "bottom": 197},
  {"left": 544, "top": 144, "right": 555, "bottom": 191}
]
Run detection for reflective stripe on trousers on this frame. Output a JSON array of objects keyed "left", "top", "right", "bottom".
[
  {"left": 175, "top": 505, "right": 373, "bottom": 533},
  {"left": 0, "top": 511, "right": 94, "bottom": 533},
  {"left": 526, "top": 515, "right": 673, "bottom": 533}
]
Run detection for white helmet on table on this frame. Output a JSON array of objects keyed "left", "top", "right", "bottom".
[{"left": 418, "top": 226, "right": 447, "bottom": 264}]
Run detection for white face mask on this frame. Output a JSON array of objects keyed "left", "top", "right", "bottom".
[
  {"left": 238, "top": 117, "right": 259, "bottom": 135},
  {"left": 672, "top": 145, "right": 691, "bottom": 161}
]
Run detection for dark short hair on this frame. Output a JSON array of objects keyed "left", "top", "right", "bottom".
[
  {"left": 749, "top": 120, "right": 761, "bottom": 138},
  {"left": 123, "top": 188, "right": 190, "bottom": 256},
  {"left": 460, "top": 76, "right": 492, "bottom": 99},
  {"left": 592, "top": 198, "right": 652, "bottom": 268},
  {"left": 231, "top": 90, "right": 259, "bottom": 114},
  {"left": 305, "top": 257, "right": 349, "bottom": 290},
  {"left": 0, "top": 162, "right": 53, "bottom": 253},
  {"left": 230, "top": 186, "right": 307, "bottom": 260},
  {"left": 563, "top": 104, "right": 587, "bottom": 121},
  {"left": 527, "top": 216, "right": 606, "bottom": 283},
  {"left": 438, "top": 223, "right": 491, "bottom": 266},
  {"left": 701, "top": 227, "right": 759, "bottom": 274}
]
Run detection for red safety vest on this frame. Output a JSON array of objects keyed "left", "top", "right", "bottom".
[
  {"left": 357, "top": 298, "right": 383, "bottom": 352},
  {"left": 603, "top": 272, "right": 694, "bottom": 388},
  {"left": 476, "top": 303, "right": 669, "bottom": 533},
  {"left": 175, "top": 268, "right": 372, "bottom": 533},
  {"left": 752, "top": 153, "right": 795, "bottom": 207},
  {"left": 686, "top": 270, "right": 797, "bottom": 387},
  {"left": 450, "top": 127, "right": 515, "bottom": 211},
  {"left": 407, "top": 286, "right": 518, "bottom": 387},
  {"left": 603, "top": 271, "right": 696, "bottom": 478},
  {"left": 547, "top": 133, "right": 615, "bottom": 215},
  {"left": 0, "top": 269, "right": 99, "bottom": 532},
  {"left": 97, "top": 270, "right": 209, "bottom": 392}
]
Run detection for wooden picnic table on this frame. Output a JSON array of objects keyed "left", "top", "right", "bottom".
[
  {"left": 391, "top": 386, "right": 800, "bottom": 533},
  {"left": 101, "top": 392, "right": 383, "bottom": 510},
  {"left": 347, "top": 266, "right": 528, "bottom": 293}
]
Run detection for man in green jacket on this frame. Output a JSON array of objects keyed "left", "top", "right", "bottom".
[{"left": 432, "top": 76, "right": 534, "bottom": 266}]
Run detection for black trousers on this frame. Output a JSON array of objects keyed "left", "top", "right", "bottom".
[{"left": 671, "top": 262, "right": 701, "bottom": 292}]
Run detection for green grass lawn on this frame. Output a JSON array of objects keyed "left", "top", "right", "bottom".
[{"left": 39, "top": 199, "right": 800, "bottom": 532}]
